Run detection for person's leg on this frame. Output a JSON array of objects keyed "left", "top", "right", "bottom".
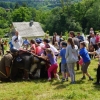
[
  {"left": 67, "top": 63, "right": 75, "bottom": 83},
  {"left": 76, "top": 61, "right": 79, "bottom": 70},
  {"left": 53, "top": 64, "right": 60, "bottom": 80},
  {"left": 83, "top": 62, "right": 93, "bottom": 80},
  {"left": 48, "top": 64, "right": 55, "bottom": 80},
  {"left": 96, "top": 65, "right": 100, "bottom": 83},
  {"left": 5, "top": 67, "right": 10, "bottom": 77},
  {"left": 81, "top": 63, "right": 86, "bottom": 79},
  {"left": 61, "top": 64, "right": 65, "bottom": 81}
]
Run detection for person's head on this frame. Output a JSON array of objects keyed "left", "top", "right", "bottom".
[
  {"left": 90, "top": 27, "right": 93, "bottom": 31},
  {"left": 96, "top": 33, "right": 99, "bottom": 36},
  {"left": 45, "top": 48, "right": 54, "bottom": 57},
  {"left": 43, "top": 39, "right": 49, "bottom": 44},
  {"left": 61, "top": 42, "right": 67, "bottom": 48},
  {"left": 15, "top": 31, "right": 19, "bottom": 36},
  {"left": 36, "top": 38, "right": 41, "bottom": 44},
  {"left": 25, "top": 38, "right": 27, "bottom": 40},
  {"left": 97, "top": 42, "right": 100, "bottom": 48},
  {"left": 77, "top": 32, "right": 80, "bottom": 36},
  {"left": 69, "top": 31, "right": 75, "bottom": 38},
  {"left": 91, "top": 33, "right": 95, "bottom": 37},
  {"left": 30, "top": 39, "right": 35, "bottom": 44},
  {"left": 54, "top": 42, "right": 58, "bottom": 46},
  {"left": 67, "top": 37, "right": 75, "bottom": 49},
  {"left": 80, "top": 42, "right": 86, "bottom": 49}
]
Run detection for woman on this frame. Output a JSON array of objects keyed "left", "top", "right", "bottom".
[
  {"left": 30, "top": 40, "right": 36, "bottom": 54},
  {"left": 65, "top": 37, "right": 78, "bottom": 84}
]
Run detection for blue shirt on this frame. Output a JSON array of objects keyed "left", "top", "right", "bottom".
[
  {"left": 23, "top": 40, "right": 29, "bottom": 45},
  {"left": 9, "top": 41, "right": 13, "bottom": 49},
  {"left": 47, "top": 54, "right": 56, "bottom": 65},
  {"left": 60, "top": 48, "right": 67, "bottom": 64},
  {"left": 77, "top": 36, "right": 84, "bottom": 42},
  {"left": 79, "top": 47, "right": 90, "bottom": 63}
]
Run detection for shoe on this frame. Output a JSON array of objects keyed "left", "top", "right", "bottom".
[
  {"left": 48, "top": 77, "right": 51, "bottom": 81},
  {"left": 62, "top": 78, "right": 65, "bottom": 82},
  {"left": 89, "top": 77, "right": 93, "bottom": 81},
  {"left": 93, "top": 82, "right": 100, "bottom": 85},
  {"left": 81, "top": 76, "right": 86, "bottom": 80},
  {"left": 70, "top": 81, "right": 76, "bottom": 84}
]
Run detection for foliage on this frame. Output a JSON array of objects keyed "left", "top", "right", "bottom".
[{"left": 0, "top": 0, "right": 100, "bottom": 37}]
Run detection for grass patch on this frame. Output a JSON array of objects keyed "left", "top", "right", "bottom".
[{"left": 0, "top": 59, "right": 100, "bottom": 100}]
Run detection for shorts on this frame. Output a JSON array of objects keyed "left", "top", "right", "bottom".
[
  {"left": 82, "top": 61, "right": 90, "bottom": 73},
  {"left": 61, "top": 63, "right": 68, "bottom": 73}
]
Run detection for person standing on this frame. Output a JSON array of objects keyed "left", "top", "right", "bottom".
[
  {"left": 65, "top": 37, "right": 78, "bottom": 84},
  {"left": 79, "top": 42, "right": 93, "bottom": 81},
  {"left": 59, "top": 42, "right": 69, "bottom": 82},
  {"left": 12, "top": 31, "right": 23, "bottom": 50}
]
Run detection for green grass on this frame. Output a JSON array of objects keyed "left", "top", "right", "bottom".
[{"left": 0, "top": 59, "right": 100, "bottom": 100}]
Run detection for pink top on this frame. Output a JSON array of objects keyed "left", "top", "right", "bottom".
[
  {"left": 36, "top": 46, "right": 42, "bottom": 56},
  {"left": 96, "top": 36, "right": 100, "bottom": 43}
]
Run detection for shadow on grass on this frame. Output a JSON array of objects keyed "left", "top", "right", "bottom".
[
  {"left": 93, "top": 84, "right": 100, "bottom": 90},
  {"left": 54, "top": 84, "right": 67, "bottom": 90}
]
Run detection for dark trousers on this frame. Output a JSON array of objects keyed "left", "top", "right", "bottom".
[{"left": 97, "top": 65, "right": 100, "bottom": 83}]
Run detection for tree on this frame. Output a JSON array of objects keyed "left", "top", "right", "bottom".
[{"left": 12, "top": 7, "right": 32, "bottom": 22}]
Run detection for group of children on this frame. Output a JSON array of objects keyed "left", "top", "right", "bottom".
[{"left": 44, "top": 37, "right": 100, "bottom": 84}]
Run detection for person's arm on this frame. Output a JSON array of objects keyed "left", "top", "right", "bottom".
[
  {"left": 88, "top": 51, "right": 96, "bottom": 55},
  {"left": 65, "top": 46, "right": 69, "bottom": 58}
]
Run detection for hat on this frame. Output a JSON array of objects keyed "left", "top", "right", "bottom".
[{"left": 36, "top": 38, "right": 41, "bottom": 43}]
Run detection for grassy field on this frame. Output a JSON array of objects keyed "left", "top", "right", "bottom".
[{"left": 0, "top": 58, "right": 100, "bottom": 100}]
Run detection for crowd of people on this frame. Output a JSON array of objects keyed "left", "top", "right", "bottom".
[{"left": 0, "top": 27, "right": 100, "bottom": 84}]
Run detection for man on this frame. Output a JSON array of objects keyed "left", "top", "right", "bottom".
[
  {"left": 0, "top": 51, "right": 13, "bottom": 78},
  {"left": 77, "top": 32, "right": 84, "bottom": 42},
  {"left": 12, "top": 31, "right": 23, "bottom": 50}
]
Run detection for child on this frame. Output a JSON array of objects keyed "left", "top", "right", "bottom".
[
  {"left": 42, "top": 48, "right": 60, "bottom": 81},
  {"left": 79, "top": 42, "right": 93, "bottom": 80},
  {"left": 59, "top": 42, "right": 69, "bottom": 82}
]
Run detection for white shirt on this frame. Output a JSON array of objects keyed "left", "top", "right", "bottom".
[
  {"left": 96, "top": 48, "right": 100, "bottom": 55},
  {"left": 90, "top": 37, "right": 96, "bottom": 45},
  {"left": 56, "top": 36, "right": 60, "bottom": 42},
  {"left": 49, "top": 43, "right": 59, "bottom": 54},
  {"left": 39, "top": 43, "right": 45, "bottom": 48},
  {"left": 12, "top": 35, "right": 23, "bottom": 50},
  {"left": 96, "top": 48, "right": 100, "bottom": 64}
]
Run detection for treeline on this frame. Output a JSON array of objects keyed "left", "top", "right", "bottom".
[{"left": 0, "top": 0, "right": 100, "bottom": 37}]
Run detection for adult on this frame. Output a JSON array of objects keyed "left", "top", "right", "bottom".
[
  {"left": 0, "top": 38, "right": 4, "bottom": 55},
  {"left": 69, "top": 31, "right": 80, "bottom": 70},
  {"left": 0, "top": 51, "right": 13, "bottom": 78},
  {"left": 12, "top": 31, "right": 23, "bottom": 50},
  {"left": 23, "top": 38, "right": 30, "bottom": 50},
  {"left": 89, "top": 27, "right": 94, "bottom": 34},
  {"left": 9, "top": 39, "right": 13, "bottom": 51},
  {"left": 30, "top": 40, "right": 36, "bottom": 54},
  {"left": 77, "top": 32, "right": 84, "bottom": 42},
  {"left": 90, "top": 33, "right": 97, "bottom": 50}
]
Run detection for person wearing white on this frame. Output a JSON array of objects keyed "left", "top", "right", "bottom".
[
  {"left": 49, "top": 43, "right": 59, "bottom": 55},
  {"left": 12, "top": 31, "right": 23, "bottom": 50}
]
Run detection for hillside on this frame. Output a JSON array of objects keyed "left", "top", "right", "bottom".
[{"left": 0, "top": 0, "right": 82, "bottom": 9}]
